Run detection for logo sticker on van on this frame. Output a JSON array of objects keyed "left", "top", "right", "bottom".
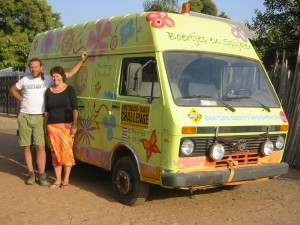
[
  {"left": 121, "top": 103, "right": 150, "bottom": 129},
  {"left": 188, "top": 108, "right": 202, "bottom": 124}
]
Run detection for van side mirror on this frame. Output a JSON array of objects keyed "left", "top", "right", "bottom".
[{"left": 127, "top": 63, "right": 142, "bottom": 91}]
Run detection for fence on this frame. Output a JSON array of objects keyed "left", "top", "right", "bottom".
[
  {"left": 0, "top": 76, "right": 21, "bottom": 115},
  {"left": 279, "top": 42, "right": 300, "bottom": 169}
]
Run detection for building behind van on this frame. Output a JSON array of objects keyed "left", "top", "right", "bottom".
[{"left": 28, "top": 7, "right": 289, "bottom": 206}]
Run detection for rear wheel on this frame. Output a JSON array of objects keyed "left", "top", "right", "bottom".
[{"left": 112, "top": 156, "right": 149, "bottom": 206}]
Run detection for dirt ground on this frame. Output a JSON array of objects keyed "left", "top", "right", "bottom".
[{"left": 0, "top": 113, "right": 300, "bottom": 225}]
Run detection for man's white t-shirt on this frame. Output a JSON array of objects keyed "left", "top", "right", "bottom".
[{"left": 16, "top": 75, "right": 53, "bottom": 114}]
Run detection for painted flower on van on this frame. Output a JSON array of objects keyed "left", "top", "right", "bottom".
[
  {"left": 41, "top": 30, "right": 54, "bottom": 57},
  {"left": 75, "top": 66, "right": 88, "bottom": 95},
  {"left": 146, "top": 12, "right": 175, "bottom": 29},
  {"left": 77, "top": 116, "right": 98, "bottom": 145},
  {"left": 110, "top": 35, "right": 118, "bottom": 50},
  {"left": 102, "top": 116, "right": 116, "bottom": 141},
  {"left": 86, "top": 19, "right": 112, "bottom": 61},
  {"left": 55, "top": 31, "right": 62, "bottom": 47},
  {"left": 61, "top": 29, "right": 75, "bottom": 56},
  {"left": 140, "top": 130, "right": 161, "bottom": 162},
  {"left": 229, "top": 24, "right": 248, "bottom": 42},
  {"left": 120, "top": 19, "right": 134, "bottom": 45}
]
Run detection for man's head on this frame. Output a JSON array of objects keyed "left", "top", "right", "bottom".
[{"left": 28, "top": 58, "right": 44, "bottom": 79}]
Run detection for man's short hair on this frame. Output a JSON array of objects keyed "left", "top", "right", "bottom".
[{"left": 28, "top": 58, "right": 43, "bottom": 67}]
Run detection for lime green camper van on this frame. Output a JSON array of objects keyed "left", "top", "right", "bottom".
[{"left": 28, "top": 8, "right": 289, "bottom": 206}]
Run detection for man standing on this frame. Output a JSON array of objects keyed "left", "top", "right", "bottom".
[{"left": 10, "top": 51, "right": 88, "bottom": 186}]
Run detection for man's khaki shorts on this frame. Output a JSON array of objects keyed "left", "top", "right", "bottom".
[{"left": 17, "top": 112, "right": 45, "bottom": 146}]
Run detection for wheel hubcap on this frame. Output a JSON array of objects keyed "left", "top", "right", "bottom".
[{"left": 116, "top": 170, "right": 132, "bottom": 194}]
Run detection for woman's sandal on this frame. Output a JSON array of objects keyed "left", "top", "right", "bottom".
[
  {"left": 61, "top": 184, "right": 68, "bottom": 189},
  {"left": 49, "top": 183, "right": 60, "bottom": 189}
]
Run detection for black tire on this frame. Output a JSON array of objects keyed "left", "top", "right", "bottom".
[{"left": 112, "top": 156, "right": 149, "bottom": 206}]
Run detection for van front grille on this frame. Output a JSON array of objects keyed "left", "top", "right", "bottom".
[
  {"left": 215, "top": 152, "right": 259, "bottom": 167},
  {"left": 180, "top": 134, "right": 285, "bottom": 157}
]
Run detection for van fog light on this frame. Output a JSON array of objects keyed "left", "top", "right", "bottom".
[
  {"left": 181, "top": 139, "right": 195, "bottom": 156},
  {"left": 260, "top": 140, "right": 274, "bottom": 156},
  {"left": 275, "top": 136, "right": 285, "bottom": 149},
  {"left": 209, "top": 143, "right": 225, "bottom": 161}
]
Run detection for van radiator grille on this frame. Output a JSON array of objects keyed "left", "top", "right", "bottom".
[
  {"left": 180, "top": 134, "right": 285, "bottom": 157},
  {"left": 215, "top": 153, "right": 259, "bottom": 167}
]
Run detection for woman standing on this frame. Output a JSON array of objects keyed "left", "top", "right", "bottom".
[{"left": 45, "top": 66, "right": 78, "bottom": 188}]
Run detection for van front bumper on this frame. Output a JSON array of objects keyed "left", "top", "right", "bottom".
[{"left": 161, "top": 162, "right": 289, "bottom": 187}]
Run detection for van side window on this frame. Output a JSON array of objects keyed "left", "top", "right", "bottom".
[{"left": 120, "top": 57, "right": 161, "bottom": 98}]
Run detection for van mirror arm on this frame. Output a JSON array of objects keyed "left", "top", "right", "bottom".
[
  {"left": 147, "top": 96, "right": 153, "bottom": 104},
  {"left": 134, "top": 60, "right": 156, "bottom": 91}
]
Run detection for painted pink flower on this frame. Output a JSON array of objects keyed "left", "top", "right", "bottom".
[
  {"left": 146, "top": 12, "right": 175, "bottom": 29},
  {"left": 55, "top": 31, "right": 62, "bottom": 47},
  {"left": 86, "top": 19, "right": 112, "bottom": 61}
]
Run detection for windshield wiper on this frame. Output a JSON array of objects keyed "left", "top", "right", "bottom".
[
  {"left": 223, "top": 96, "right": 271, "bottom": 112},
  {"left": 179, "top": 95, "right": 236, "bottom": 112}
]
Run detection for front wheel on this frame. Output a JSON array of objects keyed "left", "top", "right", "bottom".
[{"left": 112, "top": 156, "right": 149, "bottom": 206}]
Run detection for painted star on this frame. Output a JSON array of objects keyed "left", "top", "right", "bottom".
[{"left": 140, "top": 130, "right": 161, "bottom": 162}]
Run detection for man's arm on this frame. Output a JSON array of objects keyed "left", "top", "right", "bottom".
[
  {"left": 65, "top": 51, "right": 88, "bottom": 78},
  {"left": 9, "top": 85, "right": 23, "bottom": 102}
]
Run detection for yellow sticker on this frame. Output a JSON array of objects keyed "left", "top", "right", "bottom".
[
  {"left": 188, "top": 108, "right": 202, "bottom": 124},
  {"left": 121, "top": 104, "right": 150, "bottom": 129}
]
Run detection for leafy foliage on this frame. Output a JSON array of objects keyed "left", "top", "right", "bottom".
[
  {"left": 143, "top": 0, "right": 180, "bottom": 13},
  {"left": 0, "top": 0, "right": 63, "bottom": 70},
  {"left": 143, "top": 0, "right": 229, "bottom": 18},
  {"left": 248, "top": 0, "right": 300, "bottom": 71},
  {"left": 188, "top": 0, "right": 217, "bottom": 15}
]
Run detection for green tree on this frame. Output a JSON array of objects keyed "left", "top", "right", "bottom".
[
  {"left": 143, "top": 0, "right": 229, "bottom": 18},
  {"left": 143, "top": 0, "right": 180, "bottom": 12},
  {"left": 188, "top": 0, "right": 217, "bottom": 15},
  {"left": 0, "top": 0, "right": 63, "bottom": 70},
  {"left": 188, "top": 0, "right": 229, "bottom": 18},
  {"left": 248, "top": 0, "right": 300, "bottom": 72},
  {"left": 217, "top": 11, "right": 230, "bottom": 19}
]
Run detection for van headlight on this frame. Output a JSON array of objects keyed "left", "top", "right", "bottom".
[
  {"left": 275, "top": 136, "right": 285, "bottom": 149},
  {"left": 209, "top": 143, "right": 225, "bottom": 161},
  {"left": 180, "top": 139, "right": 195, "bottom": 156},
  {"left": 260, "top": 140, "right": 274, "bottom": 156}
]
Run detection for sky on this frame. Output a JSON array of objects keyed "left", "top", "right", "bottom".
[{"left": 47, "top": 0, "right": 265, "bottom": 26}]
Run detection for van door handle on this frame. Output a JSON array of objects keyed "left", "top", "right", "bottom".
[
  {"left": 112, "top": 105, "right": 120, "bottom": 108},
  {"left": 78, "top": 105, "right": 84, "bottom": 108}
]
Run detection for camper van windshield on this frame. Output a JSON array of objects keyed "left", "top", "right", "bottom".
[{"left": 164, "top": 52, "right": 280, "bottom": 108}]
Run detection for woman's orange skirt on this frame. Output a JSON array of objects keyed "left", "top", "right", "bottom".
[{"left": 47, "top": 123, "right": 75, "bottom": 167}]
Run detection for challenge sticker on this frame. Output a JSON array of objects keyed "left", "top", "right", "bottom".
[
  {"left": 188, "top": 108, "right": 202, "bottom": 124},
  {"left": 121, "top": 104, "right": 150, "bottom": 129}
]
